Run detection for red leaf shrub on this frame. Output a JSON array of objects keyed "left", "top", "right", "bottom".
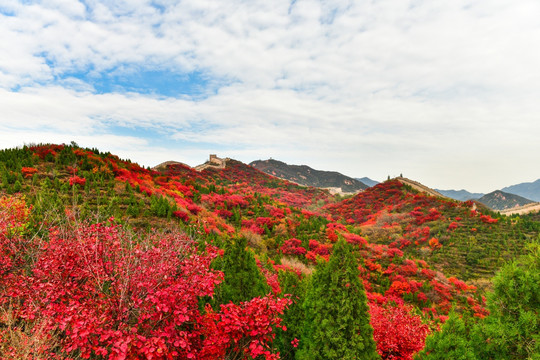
[
  {"left": 0, "top": 195, "right": 33, "bottom": 276},
  {"left": 281, "top": 238, "right": 307, "bottom": 256},
  {"left": 21, "top": 167, "right": 38, "bottom": 178},
  {"left": 3, "top": 221, "right": 289, "bottom": 359},
  {"left": 173, "top": 210, "right": 190, "bottom": 222},
  {"left": 369, "top": 298, "right": 431, "bottom": 360},
  {"left": 480, "top": 214, "right": 498, "bottom": 224},
  {"left": 69, "top": 175, "right": 86, "bottom": 186}
]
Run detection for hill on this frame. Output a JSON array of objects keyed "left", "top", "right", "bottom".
[
  {"left": 325, "top": 179, "right": 538, "bottom": 285},
  {"left": 2, "top": 144, "right": 536, "bottom": 286},
  {"left": 1, "top": 143, "right": 539, "bottom": 359},
  {"left": 499, "top": 202, "right": 540, "bottom": 216},
  {"left": 250, "top": 159, "right": 368, "bottom": 193},
  {"left": 396, "top": 177, "right": 450, "bottom": 199},
  {"left": 502, "top": 178, "right": 540, "bottom": 202},
  {"left": 435, "top": 189, "right": 484, "bottom": 201},
  {"left": 356, "top": 177, "right": 379, "bottom": 187},
  {"left": 477, "top": 190, "right": 535, "bottom": 211}
]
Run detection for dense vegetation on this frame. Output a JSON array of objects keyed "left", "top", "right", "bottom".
[{"left": 0, "top": 143, "right": 538, "bottom": 359}]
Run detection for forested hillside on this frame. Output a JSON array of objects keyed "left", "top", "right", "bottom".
[{"left": 1, "top": 144, "right": 538, "bottom": 359}]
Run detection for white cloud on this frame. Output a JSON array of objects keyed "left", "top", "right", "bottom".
[{"left": 1, "top": 0, "right": 540, "bottom": 192}]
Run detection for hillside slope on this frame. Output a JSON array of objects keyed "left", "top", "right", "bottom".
[
  {"left": 396, "top": 177, "right": 450, "bottom": 199},
  {"left": 477, "top": 190, "right": 535, "bottom": 211},
  {"left": 325, "top": 180, "right": 538, "bottom": 284},
  {"left": 250, "top": 159, "right": 367, "bottom": 193},
  {"left": 502, "top": 178, "right": 540, "bottom": 202},
  {"left": 1, "top": 144, "right": 539, "bottom": 359}
]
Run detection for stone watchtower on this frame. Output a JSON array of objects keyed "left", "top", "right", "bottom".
[
  {"left": 209, "top": 154, "right": 220, "bottom": 164},
  {"left": 195, "top": 154, "right": 228, "bottom": 171},
  {"left": 209, "top": 154, "right": 225, "bottom": 166}
]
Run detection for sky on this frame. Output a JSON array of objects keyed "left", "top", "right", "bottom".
[{"left": 1, "top": 0, "right": 540, "bottom": 193}]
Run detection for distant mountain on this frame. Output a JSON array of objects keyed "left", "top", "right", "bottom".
[
  {"left": 435, "top": 189, "right": 484, "bottom": 201},
  {"left": 250, "top": 159, "right": 368, "bottom": 193},
  {"left": 356, "top": 177, "right": 379, "bottom": 187},
  {"left": 502, "top": 179, "right": 540, "bottom": 202},
  {"left": 477, "top": 190, "right": 535, "bottom": 211}
]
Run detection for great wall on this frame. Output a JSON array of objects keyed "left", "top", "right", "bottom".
[{"left": 153, "top": 155, "right": 230, "bottom": 172}]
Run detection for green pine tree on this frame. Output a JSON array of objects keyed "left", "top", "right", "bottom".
[
  {"left": 417, "top": 243, "right": 539, "bottom": 360},
  {"left": 297, "top": 238, "right": 379, "bottom": 360},
  {"left": 476, "top": 242, "right": 539, "bottom": 360},
  {"left": 13, "top": 180, "right": 22, "bottom": 193},
  {"left": 415, "top": 311, "right": 477, "bottom": 360},
  {"left": 212, "top": 236, "right": 270, "bottom": 306},
  {"left": 275, "top": 270, "right": 307, "bottom": 360}
]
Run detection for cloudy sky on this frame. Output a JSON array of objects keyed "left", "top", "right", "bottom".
[{"left": 1, "top": 0, "right": 540, "bottom": 192}]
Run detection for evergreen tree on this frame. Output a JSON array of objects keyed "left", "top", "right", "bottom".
[
  {"left": 275, "top": 270, "right": 307, "bottom": 359},
  {"left": 417, "top": 243, "right": 539, "bottom": 360},
  {"left": 476, "top": 242, "right": 539, "bottom": 360},
  {"left": 298, "top": 238, "right": 379, "bottom": 360},
  {"left": 415, "top": 311, "right": 477, "bottom": 360},
  {"left": 13, "top": 180, "right": 22, "bottom": 193},
  {"left": 212, "top": 236, "right": 270, "bottom": 306}
]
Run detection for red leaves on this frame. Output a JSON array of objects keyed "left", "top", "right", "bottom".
[
  {"left": 0, "top": 195, "right": 33, "bottom": 276},
  {"left": 428, "top": 237, "right": 441, "bottom": 250},
  {"left": 281, "top": 238, "right": 307, "bottom": 256},
  {"left": 199, "top": 296, "right": 290, "bottom": 360},
  {"left": 21, "top": 167, "right": 38, "bottom": 178},
  {"left": 447, "top": 221, "right": 460, "bottom": 231},
  {"left": 173, "top": 210, "right": 190, "bottom": 222},
  {"left": 480, "top": 214, "right": 498, "bottom": 224},
  {"left": 342, "top": 232, "right": 368, "bottom": 248},
  {"left": 386, "top": 281, "right": 412, "bottom": 297},
  {"left": 2, "top": 220, "right": 288, "bottom": 359},
  {"left": 411, "top": 207, "right": 441, "bottom": 225},
  {"left": 369, "top": 299, "right": 431, "bottom": 360},
  {"left": 69, "top": 175, "right": 86, "bottom": 186}
]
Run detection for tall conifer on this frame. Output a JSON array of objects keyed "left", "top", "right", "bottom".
[
  {"left": 298, "top": 238, "right": 379, "bottom": 360},
  {"left": 417, "top": 243, "right": 539, "bottom": 360},
  {"left": 477, "top": 242, "right": 539, "bottom": 359},
  {"left": 415, "top": 311, "right": 477, "bottom": 360},
  {"left": 212, "top": 236, "right": 270, "bottom": 306},
  {"left": 275, "top": 270, "right": 307, "bottom": 359}
]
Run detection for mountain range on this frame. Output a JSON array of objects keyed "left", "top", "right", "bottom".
[
  {"left": 435, "top": 189, "right": 484, "bottom": 201},
  {"left": 249, "top": 158, "right": 540, "bottom": 212},
  {"left": 501, "top": 179, "right": 540, "bottom": 202},
  {"left": 437, "top": 180, "right": 540, "bottom": 204},
  {"left": 250, "top": 159, "right": 368, "bottom": 193}
]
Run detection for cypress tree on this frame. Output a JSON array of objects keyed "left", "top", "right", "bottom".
[
  {"left": 212, "top": 236, "right": 269, "bottom": 306},
  {"left": 275, "top": 270, "right": 307, "bottom": 360},
  {"left": 298, "top": 238, "right": 379, "bottom": 360},
  {"left": 13, "top": 180, "right": 22, "bottom": 193},
  {"left": 415, "top": 311, "right": 477, "bottom": 360}
]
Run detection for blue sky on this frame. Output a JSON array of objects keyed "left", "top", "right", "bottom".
[{"left": 1, "top": 0, "right": 540, "bottom": 192}]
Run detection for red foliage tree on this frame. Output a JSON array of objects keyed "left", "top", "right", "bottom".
[
  {"left": 369, "top": 298, "right": 431, "bottom": 360},
  {"left": 3, "top": 220, "right": 289, "bottom": 359}
]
